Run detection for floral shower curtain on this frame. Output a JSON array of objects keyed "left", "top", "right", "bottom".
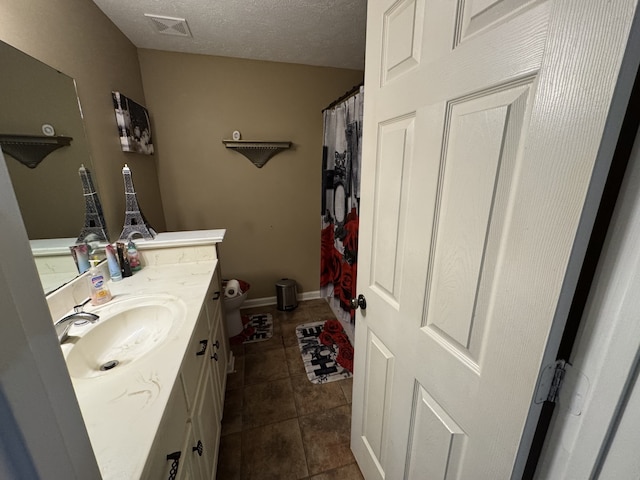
[{"left": 320, "top": 86, "right": 364, "bottom": 331}]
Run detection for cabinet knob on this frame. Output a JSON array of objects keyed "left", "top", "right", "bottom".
[
  {"left": 192, "top": 440, "right": 203, "bottom": 456},
  {"left": 196, "top": 339, "right": 208, "bottom": 356},
  {"left": 211, "top": 352, "right": 218, "bottom": 362}
]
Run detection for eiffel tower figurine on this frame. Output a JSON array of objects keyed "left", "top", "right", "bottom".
[
  {"left": 77, "top": 164, "right": 109, "bottom": 243},
  {"left": 118, "top": 164, "right": 156, "bottom": 241}
]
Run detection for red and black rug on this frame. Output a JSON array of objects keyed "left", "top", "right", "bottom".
[
  {"left": 229, "top": 313, "right": 273, "bottom": 345},
  {"left": 295, "top": 319, "right": 354, "bottom": 384}
]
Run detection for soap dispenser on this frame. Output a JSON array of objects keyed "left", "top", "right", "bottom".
[{"left": 87, "top": 260, "right": 112, "bottom": 306}]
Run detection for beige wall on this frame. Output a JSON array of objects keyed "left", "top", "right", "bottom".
[
  {"left": 0, "top": 0, "right": 166, "bottom": 240},
  {"left": 138, "top": 49, "right": 363, "bottom": 298}
]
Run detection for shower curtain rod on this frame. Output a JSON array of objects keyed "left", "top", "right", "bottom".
[{"left": 322, "top": 83, "right": 364, "bottom": 112}]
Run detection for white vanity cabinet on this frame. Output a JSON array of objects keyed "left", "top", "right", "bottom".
[
  {"left": 205, "top": 267, "right": 229, "bottom": 413},
  {"left": 143, "top": 263, "right": 229, "bottom": 480}
]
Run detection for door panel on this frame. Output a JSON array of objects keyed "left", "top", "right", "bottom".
[
  {"left": 383, "top": 0, "right": 425, "bottom": 82},
  {"left": 406, "top": 382, "right": 466, "bottom": 480},
  {"left": 425, "top": 82, "right": 532, "bottom": 364},
  {"left": 360, "top": 331, "right": 395, "bottom": 477},
  {"left": 371, "top": 115, "right": 415, "bottom": 306},
  {"left": 457, "top": 0, "right": 540, "bottom": 43},
  {"left": 352, "top": 0, "right": 637, "bottom": 479}
]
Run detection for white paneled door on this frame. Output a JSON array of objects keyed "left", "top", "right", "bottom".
[{"left": 351, "top": 1, "right": 639, "bottom": 479}]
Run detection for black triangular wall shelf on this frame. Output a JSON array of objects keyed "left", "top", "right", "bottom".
[{"left": 222, "top": 140, "right": 291, "bottom": 168}]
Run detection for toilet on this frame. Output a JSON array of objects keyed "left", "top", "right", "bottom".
[{"left": 222, "top": 279, "right": 250, "bottom": 337}]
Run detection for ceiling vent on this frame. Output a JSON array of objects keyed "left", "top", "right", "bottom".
[{"left": 144, "top": 14, "right": 192, "bottom": 37}]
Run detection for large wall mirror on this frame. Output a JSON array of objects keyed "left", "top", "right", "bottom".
[{"left": 0, "top": 40, "right": 99, "bottom": 293}]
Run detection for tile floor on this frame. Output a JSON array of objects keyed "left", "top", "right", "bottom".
[{"left": 216, "top": 299, "right": 364, "bottom": 480}]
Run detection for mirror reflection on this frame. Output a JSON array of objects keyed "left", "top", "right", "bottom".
[{"left": 0, "top": 40, "right": 99, "bottom": 293}]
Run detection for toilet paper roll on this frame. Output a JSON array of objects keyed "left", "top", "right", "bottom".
[{"left": 225, "top": 279, "right": 241, "bottom": 298}]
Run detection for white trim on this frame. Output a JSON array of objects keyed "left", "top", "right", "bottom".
[
  {"left": 242, "top": 290, "right": 321, "bottom": 309},
  {"left": 536, "top": 123, "right": 640, "bottom": 478}
]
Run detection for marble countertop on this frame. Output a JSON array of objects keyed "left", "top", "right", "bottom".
[
  {"left": 59, "top": 259, "right": 217, "bottom": 479},
  {"left": 30, "top": 237, "right": 79, "bottom": 256}
]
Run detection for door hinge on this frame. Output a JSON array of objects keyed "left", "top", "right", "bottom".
[{"left": 534, "top": 360, "right": 569, "bottom": 404}]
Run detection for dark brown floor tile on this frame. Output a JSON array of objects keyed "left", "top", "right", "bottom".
[
  {"left": 231, "top": 341, "right": 246, "bottom": 358},
  {"left": 217, "top": 432, "right": 241, "bottom": 480},
  {"left": 226, "top": 355, "right": 245, "bottom": 390},
  {"left": 241, "top": 418, "right": 308, "bottom": 479},
  {"left": 282, "top": 321, "right": 304, "bottom": 347},
  {"left": 222, "top": 387, "right": 243, "bottom": 436},
  {"left": 285, "top": 345, "right": 306, "bottom": 376},
  {"left": 241, "top": 305, "right": 279, "bottom": 316},
  {"left": 224, "top": 387, "right": 243, "bottom": 414},
  {"left": 291, "top": 374, "right": 347, "bottom": 417},
  {"left": 309, "top": 463, "right": 364, "bottom": 480},
  {"left": 243, "top": 378, "right": 297, "bottom": 429},
  {"left": 301, "top": 298, "right": 331, "bottom": 308},
  {"left": 299, "top": 405, "right": 355, "bottom": 475},
  {"left": 306, "top": 305, "right": 340, "bottom": 323},
  {"left": 244, "top": 347, "right": 289, "bottom": 385},
  {"left": 275, "top": 307, "right": 311, "bottom": 325},
  {"left": 340, "top": 377, "right": 353, "bottom": 404}
]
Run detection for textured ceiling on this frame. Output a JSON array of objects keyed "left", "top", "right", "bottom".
[{"left": 92, "top": 0, "right": 367, "bottom": 70}]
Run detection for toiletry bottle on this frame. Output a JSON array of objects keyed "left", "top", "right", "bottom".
[
  {"left": 87, "top": 260, "right": 112, "bottom": 306},
  {"left": 116, "top": 242, "right": 132, "bottom": 278},
  {"left": 105, "top": 244, "right": 123, "bottom": 281},
  {"left": 73, "top": 244, "right": 91, "bottom": 273},
  {"left": 127, "top": 240, "right": 142, "bottom": 272}
]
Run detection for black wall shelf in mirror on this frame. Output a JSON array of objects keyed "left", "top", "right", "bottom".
[{"left": 0, "top": 134, "right": 72, "bottom": 169}]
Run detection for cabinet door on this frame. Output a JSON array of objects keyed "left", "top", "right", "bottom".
[
  {"left": 192, "top": 368, "right": 222, "bottom": 480},
  {"left": 143, "top": 381, "right": 188, "bottom": 480},
  {"left": 209, "top": 307, "right": 227, "bottom": 418},
  {"left": 204, "top": 267, "right": 222, "bottom": 332},
  {"left": 181, "top": 308, "right": 210, "bottom": 410},
  {"left": 177, "top": 422, "right": 202, "bottom": 480}
]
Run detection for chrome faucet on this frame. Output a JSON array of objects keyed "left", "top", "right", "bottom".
[{"left": 54, "top": 301, "right": 100, "bottom": 344}]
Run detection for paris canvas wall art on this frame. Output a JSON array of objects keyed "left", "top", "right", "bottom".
[{"left": 112, "top": 91, "right": 155, "bottom": 155}]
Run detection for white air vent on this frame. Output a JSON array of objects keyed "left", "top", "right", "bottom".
[{"left": 144, "top": 14, "right": 192, "bottom": 37}]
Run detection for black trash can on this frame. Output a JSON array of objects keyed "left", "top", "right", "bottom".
[{"left": 276, "top": 278, "right": 298, "bottom": 311}]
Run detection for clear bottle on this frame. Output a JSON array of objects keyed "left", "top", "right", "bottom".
[{"left": 87, "top": 260, "right": 113, "bottom": 306}]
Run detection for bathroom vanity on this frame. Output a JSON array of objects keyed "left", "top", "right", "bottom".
[{"left": 46, "top": 230, "right": 230, "bottom": 479}]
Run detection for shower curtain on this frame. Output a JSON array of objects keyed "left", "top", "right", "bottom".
[{"left": 320, "top": 86, "right": 364, "bottom": 334}]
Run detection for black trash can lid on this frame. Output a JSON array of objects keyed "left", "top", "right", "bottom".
[{"left": 276, "top": 278, "right": 296, "bottom": 287}]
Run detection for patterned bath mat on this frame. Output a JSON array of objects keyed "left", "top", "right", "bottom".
[
  {"left": 296, "top": 320, "right": 354, "bottom": 384},
  {"left": 230, "top": 313, "right": 273, "bottom": 345}
]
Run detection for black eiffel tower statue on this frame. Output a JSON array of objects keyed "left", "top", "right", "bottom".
[
  {"left": 118, "top": 164, "right": 156, "bottom": 241},
  {"left": 77, "top": 164, "right": 109, "bottom": 243}
]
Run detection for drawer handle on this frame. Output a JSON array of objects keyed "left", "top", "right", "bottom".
[
  {"left": 211, "top": 352, "right": 218, "bottom": 362},
  {"left": 166, "top": 451, "right": 181, "bottom": 480},
  {"left": 192, "top": 440, "right": 203, "bottom": 456},
  {"left": 212, "top": 291, "right": 221, "bottom": 300},
  {"left": 213, "top": 340, "right": 220, "bottom": 349},
  {"left": 196, "top": 339, "right": 208, "bottom": 356}
]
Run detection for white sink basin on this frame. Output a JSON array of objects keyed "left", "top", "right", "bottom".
[{"left": 65, "top": 295, "right": 187, "bottom": 379}]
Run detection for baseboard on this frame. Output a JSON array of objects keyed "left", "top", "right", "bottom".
[{"left": 242, "top": 290, "right": 322, "bottom": 309}]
